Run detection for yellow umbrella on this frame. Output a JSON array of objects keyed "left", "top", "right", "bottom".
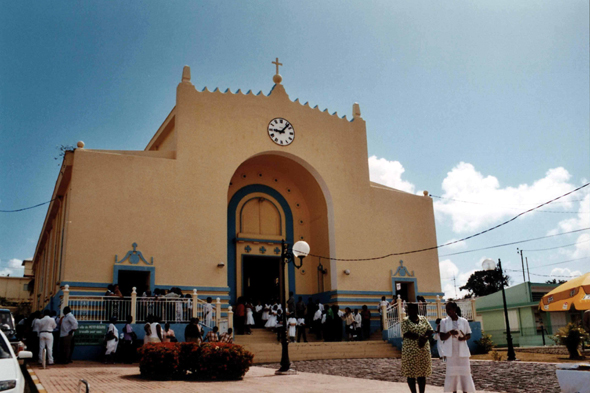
[{"left": 539, "top": 272, "right": 590, "bottom": 311}]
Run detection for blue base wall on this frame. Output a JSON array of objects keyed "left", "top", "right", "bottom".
[
  {"left": 387, "top": 321, "right": 482, "bottom": 356},
  {"left": 72, "top": 322, "right": 212, "bottom": 361}
]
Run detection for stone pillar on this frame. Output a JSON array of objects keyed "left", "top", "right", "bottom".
[
  {"left": 228, "top": 306, "right": 234, "bottom": 333},
  {"left": 397, "top": 295, "right": 404, "bottom": 320},
  {"left": 215, "top": 297, "right": 221, "bottom": 327},
  {"left": 470, "top": 298, "right": 476, "bottom": 321},
  {"left": 61, "top": 284, "right": 70, "bottom": 317},
  {"left": 131, "top": 287, "right": 137, "bottom": 324},
  {"left": 436, "top": 295, "right": 442, "bottom": 319},
  {"left": 192, "top": 289, "right": 198, "bottom": 319}
]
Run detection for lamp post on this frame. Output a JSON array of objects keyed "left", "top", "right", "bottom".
[
  {"left": 276, "top": 239, "right": 310, "bottom": 375},
  {"left": 482, "top": 258, "right": 517, "bottom": 361}
]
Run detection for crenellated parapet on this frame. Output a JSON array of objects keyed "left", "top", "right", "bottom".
[{"left": 179, "top": 65, "right": 362, "bottom": 124}]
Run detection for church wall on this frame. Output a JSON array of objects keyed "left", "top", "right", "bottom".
[
  {"left": 61, "top": 149, "right": 228, "bottom": 291},
  {"left": 333, "top": 186, "right": 442, "bottom": 295}
]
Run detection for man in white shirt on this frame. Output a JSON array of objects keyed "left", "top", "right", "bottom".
[
  {"left": 353, "top": 309, "right": 362, "bottom": 341},
  {"left": 37, "top": 310, "right": 57, "bottom": 365},
  {"left": 379, "top": 296, "right": 388, "bottom": 330},
  {"left": 59, "top": 307, "right": 78, "bottom": 364}
]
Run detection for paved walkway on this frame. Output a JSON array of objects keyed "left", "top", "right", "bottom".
[{"left": 28, "top": 362, "right": 498, "bottom": 393}]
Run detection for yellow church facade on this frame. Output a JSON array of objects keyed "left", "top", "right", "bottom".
[{"left": 31, "top": 64, "right": 443, "bottom": 327}]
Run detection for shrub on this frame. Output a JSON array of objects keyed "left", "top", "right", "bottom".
[
  {"left": 139, "top": 342, "right": 254, "bottom": 381},
  {"left": 491, "top": 350, "right": 503, "bottom": 361},
  {"left": 138, "top": 342, "right": 183, "bottom": 380},
  {"left": 193, "top": 343, "right": 254, "bottom": 381},
  {"left": 551, "top": 323, "right": 588, "bottom": 359},
  {"left": 474, "top": 332, "right": 495, "bottom": 354}
]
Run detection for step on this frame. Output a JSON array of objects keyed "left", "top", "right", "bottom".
[{"left": 236, "top": 340, "right": 400, "bottom": 364}]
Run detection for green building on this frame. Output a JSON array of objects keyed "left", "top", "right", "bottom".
[{"left": 475, "top": 282, "right": 573, "bottom": 347}]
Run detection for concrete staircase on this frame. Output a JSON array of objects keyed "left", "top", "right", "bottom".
[{"left": 234, "top": 328, "right": 400, "bottom": 364}]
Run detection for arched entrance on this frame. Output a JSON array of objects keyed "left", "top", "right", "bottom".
[{"left": 227, "top": 154, "right": 331, "bottom": 304}]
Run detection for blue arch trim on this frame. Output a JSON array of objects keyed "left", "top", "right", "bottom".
[{"left": 227, "top": 184, "right": 294, "bottom": 304}]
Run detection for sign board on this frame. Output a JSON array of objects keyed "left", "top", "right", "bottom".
[
  {"left": 396, "top": 283, "right": 401, "bottom": 291},
  {"left": 75, "top": 324, "right": 107, "bottom": 346}
]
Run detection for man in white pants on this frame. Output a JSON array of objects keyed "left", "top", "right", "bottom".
[{"left": 37, "top": 310, "right": 57, "bottom": 365}]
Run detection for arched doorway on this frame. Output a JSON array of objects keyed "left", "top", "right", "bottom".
[{"left": 227, "top": 154, "right": 331, "bottom": 304}]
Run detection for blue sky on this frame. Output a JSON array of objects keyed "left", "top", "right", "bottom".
[{"left": 1, "top": 1, "right": 588, "bottom": 298}]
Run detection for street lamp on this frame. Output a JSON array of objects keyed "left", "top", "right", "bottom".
[
  {"left": 482, "top": 258, "right": 517, "bottom": 361},
  {"left": 276, "top": 239, "right": 310, "bottom": 375}
]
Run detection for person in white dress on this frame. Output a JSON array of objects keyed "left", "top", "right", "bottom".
[
  {"left": 262, "top": 304, "right": 270, "bottom": 322},
  {"left": 104, "top": 317, "right": 119, "bottom": 364},
  {"left": 287, "top": 314, "right": 298, "bottom": 342},
  {"left": 37, "top": 310, "right": 57, "bottom": 365},
  {"left": 434, "top": 318, "right": 446, "bottom": 361},
  {"left": 265, "top": 305, "right": 277, "bottom": 328},
  {"left": 204, "top": 297, "right": 214, "bottom": 328},
  {"left": 439, "top": 302, "right": 475, "bottom": 393},
  {"left": 245, "top": 301, "right": 255, "bottom": 334}
]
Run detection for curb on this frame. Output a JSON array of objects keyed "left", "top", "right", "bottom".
[{"left": 26, "top": 365, "right": 48, "bottom": 393}]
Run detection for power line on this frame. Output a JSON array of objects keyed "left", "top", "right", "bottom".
[
  {"left": 0, "top": 198, "right": 58, "bottom": 213},
  {"left": 505, "top": 269, "right": 582, "bottom": 279},
  {"left": 430, "top": 195, "right": 586, "bottom": 207},
  {"left": 522, "top": 238, "right": 590, "bottom": 252},
  {"left": 438, "top": 227, "right": 590, "bottom": 257},
  {"left": 304, "top": 182, "right": 590, "bottom": 261},
  {"left": 527, "top": 256, "right": 590, "bottom": 269}
]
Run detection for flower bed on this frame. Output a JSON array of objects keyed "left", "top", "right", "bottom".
[{"left": 139, "top": 342, "right": 254, "bottom": 381}]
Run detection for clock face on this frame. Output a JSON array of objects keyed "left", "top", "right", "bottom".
[{"left": 268, "top": 118, "right": 295, "bottom": 146}]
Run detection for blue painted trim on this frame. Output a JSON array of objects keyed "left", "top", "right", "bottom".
[
  {"left": 61, "top": 281, "right": 110, "bottom": 288},
  {"left": 236, "top": 237, "right": 283, "bottom": 244},
  {"left": 392, "top": 276, "right": 419, "bottom": 300},
  {"left": 332, "top": 290, "right": 390, "bottom": 296},
  {"left": 331, "top": 297, "right": 389, "bottom": 303},
  {"left": 113, "top": 265, "right": 156, "bottom": 291},
  {"left": 169, "top": 286, "right": 230, "bottom": 292},
  {"left": 417, "top": 292, "right": 445, "bottom": 297},
  {"left": 228, "top": 184, "right": 294, "bottom": 304}
]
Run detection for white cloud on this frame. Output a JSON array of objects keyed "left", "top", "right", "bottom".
[
  {"left": 434, "top": 163, "right": 577, "bottom": 233},
  {"left": 0, "top": 258, "right": 24, "bottom": 277},
  {"left": 368, "top": 156, "right": 416, "bottom": 194},
  {"left": 550, "top": 267, "right": 582, "bottom": 279}
]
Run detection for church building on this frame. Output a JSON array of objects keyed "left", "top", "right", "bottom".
[{"left": 31, "top": 62, "right": 443, "bottom": 331}]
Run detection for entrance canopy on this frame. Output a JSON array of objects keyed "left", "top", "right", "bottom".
[{"left": 539, "top": 272, "right": 590, "bottom": 311}]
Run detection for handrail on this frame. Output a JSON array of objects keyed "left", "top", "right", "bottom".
[{"left": 78, "top": 379, "right": 90, "bottom": 393}]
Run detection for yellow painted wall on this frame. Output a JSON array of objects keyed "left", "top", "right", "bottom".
[{"left": 0, "top": 277, "right": 32, "bottom": 302}]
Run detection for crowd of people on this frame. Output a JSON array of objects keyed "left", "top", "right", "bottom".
[{"left": 232, "top": 292, "right": 373, "bottom": 342}]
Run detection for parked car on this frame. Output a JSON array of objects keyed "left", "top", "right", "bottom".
[
  {"left": 0, "top": 309, "right": 25, "bottom": 356},
  {"left": 0, "top": 329, "right": 32, "bottom": 393}
]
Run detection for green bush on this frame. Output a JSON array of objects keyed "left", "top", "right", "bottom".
[
  {"left": 474, "top": 331, "right": 495, "bottom": 354},
  {"left": 139, "top": 342, "right": 254, "bottom": 381}
]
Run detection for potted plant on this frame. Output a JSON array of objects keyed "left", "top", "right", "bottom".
[{"left": 551, "top": 323, "right": 588, "bottom": 360}]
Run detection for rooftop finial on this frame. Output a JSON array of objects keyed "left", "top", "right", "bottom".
[
  {"left": 272, "top": 57, "right": 283, "bottom": 84},
  {"left": 353, "top": 102, "right": 361, "bottom": 119},
  {"left": 182, "top": 65, "right": 191, "bottom": 83}
]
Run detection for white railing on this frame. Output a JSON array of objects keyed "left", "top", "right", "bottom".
[
  {"left": 384, "top": 296, "right": 477, "bottom": 338},
  {"left": 136, "top": 296, "right": 192, "bottom": 323},
  {"left": 62, "top": 286, "right": 230, "bottom": 330},
  {"left": 386, "top": 303, "right": 401, "bottom": 338},
  {"left": 68, "top": 296, "right": 132, "bottom": 322}
]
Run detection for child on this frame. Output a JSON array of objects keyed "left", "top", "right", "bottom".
[
  {"left": 245, "top": 301, "right": 255, "bottom": 334},
  {"left": 297, "top": 315, "right": 308, "bottom": 343},
  {"left": 204, "top": 297, "right": 213, "bottom": 327},
  {"left": 287, "top": 313, "right": 298, "bottom": 343},
  {"left": 265, "top": 305, "right": 277, "bottom": 328}
]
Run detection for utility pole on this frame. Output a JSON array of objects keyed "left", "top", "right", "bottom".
[
  {"left": 517, "top": 248, "right": 526, "bottom": 283},
  {"left": 525, "top": 257, "right": 531, "bottom": 282}
]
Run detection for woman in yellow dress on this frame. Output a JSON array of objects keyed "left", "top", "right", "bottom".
[{"left": 401, "top": 302, "right": 434, "bottom": 393}]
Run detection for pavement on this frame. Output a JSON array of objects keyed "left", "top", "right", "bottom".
[{"left": 28, "top": 361, "right": 499, "bottom": 393}]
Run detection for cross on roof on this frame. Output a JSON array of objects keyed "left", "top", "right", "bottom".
[{"left": 272, "top": 57, "right": 283, "bottom": 75}]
